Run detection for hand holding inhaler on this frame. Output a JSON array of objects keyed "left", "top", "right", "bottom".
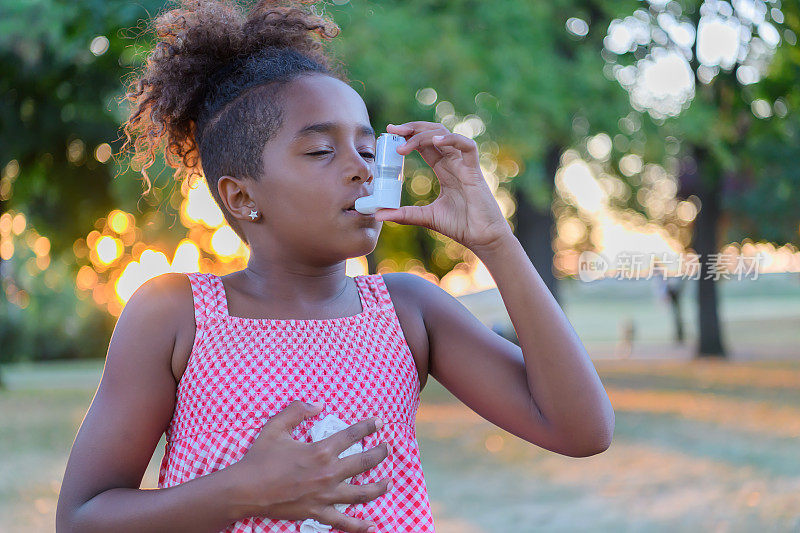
[{"left": 367, "top": 122, "right": 512, "bottom": 256}]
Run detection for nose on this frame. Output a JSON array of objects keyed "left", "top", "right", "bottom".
[{"left": 347, "top": 147, "right": 373, "bottom": 185}]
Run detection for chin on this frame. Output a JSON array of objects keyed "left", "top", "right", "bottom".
[{"left": 343, "top": 231, "right": 380, "bottom": 257}]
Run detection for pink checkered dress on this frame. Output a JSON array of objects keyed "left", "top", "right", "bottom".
[{"left": 158, "top": 271, "right": 435, "bottom": 532}]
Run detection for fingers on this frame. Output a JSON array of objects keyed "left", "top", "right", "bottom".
[
  {"left": 316, "top": 416, "right": 384, "bottom": 457},
  {"left": 266, "top": 400, "right": 323, "bottom": 435},
  {"left": 388, "top": 123, "right": 479, "bottom": 171},
  {"left": 373, "top": 205, "right": 435, "bottom": 230},
  {"left": 388, "top": 122, "right": 449, "bottom": 164},
  {"left": 334, "top": 477, "right": 393, "bottom": 506},
  {"left": 392, "top": 127, "right": 448, "bottom": 156},
  {"left": 387, "top": 121, "right": 444, "bottom": 136},
  {"left": 431, "top": 132, "right": 480, "bottom": 169},
  {"left": 313, "top": 507, "right": 378, "bottom": 533},
  {"left": 335, "top": 442, "right": 390, "bottom": 480}
]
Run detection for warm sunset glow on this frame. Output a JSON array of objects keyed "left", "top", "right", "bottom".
[
  {"left": 182, "top": 177, "right": 225, "bottom": 228},
  {"left": 12, "top": 212, "right": 26, "bottom": 235},
  {"left": 171, "top": 239, "right": 201, "bottom": 273},
  {"left": 557, "top": 159, "right": 607, "bottom": 213},
  {"left": 95, "top": 236, "right": 123, "bottom": 265},
  {"left": 69, "top": 127, "right": 799, "bottom": 318},
  {"left": 210, "top": 225, "right": 244, "bottom": 259},
  {"left": 345, "top": 256, "right": 369, "bottom": 277},
  {"left": 32, "top": 236, "right": 50, "bottom": 256},
  {"left": 108, "top": 210, "right": 131, "bottom": 234},
  {"left": 76, "top": 265, "right": 98, "bottom": 291},
  {"left": 115, "top": 249, "right": 172, "bottom": 302}
]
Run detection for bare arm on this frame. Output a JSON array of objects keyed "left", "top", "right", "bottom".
[
  {"left": 377, "top": 121, "right": 613, "bottom": 457},
  {"left": 56, "top": 273, "right": 250, "bottom": 532},
  {"left": 395, "top": 236, "right": 614, "bottom": 457}
]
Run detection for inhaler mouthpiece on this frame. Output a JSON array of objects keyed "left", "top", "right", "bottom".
[{"left": 354, "top": 133, "right": 405, "bottom": 215}]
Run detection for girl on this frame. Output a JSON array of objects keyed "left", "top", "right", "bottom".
[{"left": 56, "top": 1, "right": 614, "bottom": 532}]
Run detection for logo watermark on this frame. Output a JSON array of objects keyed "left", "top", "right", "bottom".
[{"left": 578, "top": 251, "right": 764, "bottom": 282}]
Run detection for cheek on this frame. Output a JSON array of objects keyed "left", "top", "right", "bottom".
[
  {"left": 267, "top": 188, "right": 338, "bottom": 228},
  {"left": 264, "top": 178, "right": 329, "bottom": 212}
]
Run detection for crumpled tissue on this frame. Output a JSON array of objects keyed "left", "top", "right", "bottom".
[{"left": 299, "top": 413, "right": 364, "bottom": 533}]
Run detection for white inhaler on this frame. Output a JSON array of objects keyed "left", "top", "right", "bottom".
[{"left": 354, "top": 132, "right": 405, "bottom": 215}]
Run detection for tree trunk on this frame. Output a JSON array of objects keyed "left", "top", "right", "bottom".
[
  {"left": 667, "top": 288, "right": 685, "bottom": 344},
  {"left": 513, "top": 145, "right": 561, "bottom": 303},
  {"left": 691, "top": 150, "right": 726, "bottom": 358}
]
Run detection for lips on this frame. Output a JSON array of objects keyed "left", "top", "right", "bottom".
[
  {"left": 343, "top": 194, "right": 374, "bottom": 217},
  {"left": 343, "top": 207, "right": 374, "bottom": 218}
]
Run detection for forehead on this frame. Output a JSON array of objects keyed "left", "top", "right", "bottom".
[{"left": 280, "top": 75, "right": 372, "bottom": 137}]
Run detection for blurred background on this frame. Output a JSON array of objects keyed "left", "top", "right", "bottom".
[{"left": 1, "top": 0, "right": 799, "bottom": 530}]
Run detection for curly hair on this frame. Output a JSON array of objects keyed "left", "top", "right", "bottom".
[{"left": 122, "top": 0, "right": 348, "bottom": 242}]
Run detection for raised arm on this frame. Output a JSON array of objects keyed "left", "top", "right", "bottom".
[
  {"left": 376, "top": 121, "right": 614, "bottom": 458},
  {"left": 55, "top": 273, "right": 247, "bottom": 532},
  {"left": 388, "top": 251, "right": 614, "bottom": 458}
]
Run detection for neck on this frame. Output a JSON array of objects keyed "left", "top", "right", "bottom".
[{"left": 242, "top": 254, "right": 350, "bottom": 306}]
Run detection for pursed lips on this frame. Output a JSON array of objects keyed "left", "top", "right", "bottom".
[{"left": 342, "top": 206, "right": 375, "bottom": 217}]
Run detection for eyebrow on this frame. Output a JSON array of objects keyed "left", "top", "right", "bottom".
[{"left": 291, "top": 121, "right": 376, "bottom": 142}]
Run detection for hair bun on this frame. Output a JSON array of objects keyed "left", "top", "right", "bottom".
[{"left": 122, "top": 0, "right": 342, "bottom": 193}]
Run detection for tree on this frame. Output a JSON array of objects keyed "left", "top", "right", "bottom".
[
  {"left": 601, "top": 0, "right": 798, "bottom": 357},
  {"left": 0, "top": 0, "right": 164, "bottom": 260},
  {"left": 0, "top": 0, "right": 165, "bottom": 377}
]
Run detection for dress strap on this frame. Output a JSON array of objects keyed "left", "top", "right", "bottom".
[
  {"left": 356, "top": 273, "right": 394, "bottom": 311},
  {"left": 204, "top": 273, "right": 230, "bottom": 318},
  {"left": 185, "top": 272, "right": 228, "bottom": 323}
]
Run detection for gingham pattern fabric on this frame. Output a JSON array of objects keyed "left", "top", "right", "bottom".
[{"left": 158, "top": 272, "right": 435, "bottom": 532}]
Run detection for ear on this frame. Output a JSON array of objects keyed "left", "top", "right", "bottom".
[{"left": 217, "top": 175, "right": 258, "bottom": 221}]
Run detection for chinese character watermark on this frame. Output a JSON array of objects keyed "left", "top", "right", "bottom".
[{"left": 577, "top": 251, "right": 764, "bottom": 282}]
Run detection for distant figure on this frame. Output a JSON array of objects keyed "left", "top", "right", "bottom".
[
  {"left": 616, "top": 318, "right": 636, "bottom": 359},
  {"left": 655, "top": 274, "right": 685, "bottom": 345}
]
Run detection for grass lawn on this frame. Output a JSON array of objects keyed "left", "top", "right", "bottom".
[{"left": 2, "top": 273, "right": 798, "bottom": 531}]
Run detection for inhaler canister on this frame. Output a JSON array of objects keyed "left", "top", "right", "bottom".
[{"left": 354, "top": 133, "right": 405, "bottom": 215}]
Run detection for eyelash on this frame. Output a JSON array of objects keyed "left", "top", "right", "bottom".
[{"left": 308, "top": 150, "right": 375, "bottom": 160}]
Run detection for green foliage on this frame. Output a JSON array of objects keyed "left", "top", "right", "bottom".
[
  {"left": 0, "top": 0, "right": 164, "bottom": 257},
  {"left": 602, "top": 0, "right": 799, "bottom": 246},
  {"left": 0, "top": 0, "right": 165, "bottom": 362},
  {"left": 0, "top": 245, "right": 113, "bottom": 363},
  {"left": 331, "top": 0, "right": 632, "bottom": 159},
  {"left": 727, "top": 114, "right": 800, "bottom": 246}
]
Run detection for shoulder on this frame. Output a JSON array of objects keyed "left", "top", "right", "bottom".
[
  {"left": 380, "top": 271, "right": 432, "bottom": 313},
  {"left": 380, "top": 271, "right": 449, "bottom": 320},
  {"left": 123, "top": 272, "right": 197, "bottom": 383},
  {"left": 381, "top": 271, "right": 490, "bottom": 349},
  {"left": 379, "top": 272, "right": 433, "bottom": 389},
  {"left": 127, "top": 272, "right": 195, "bottom": 317}
]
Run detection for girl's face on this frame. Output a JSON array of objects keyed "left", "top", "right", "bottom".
[{"left": 247, "top": 74, "right": 383, "bottom": 264}]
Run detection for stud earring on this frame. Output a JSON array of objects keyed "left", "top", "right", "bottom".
[{"left": 248, "top": 209, "right": 259, "bottom": 221}]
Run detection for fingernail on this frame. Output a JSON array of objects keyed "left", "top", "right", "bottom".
[
  {"left": 375, "top": 417, "right": 384, "bottom": 429},
  {"left": 432, "top": 135, "right": 444, "bottom": 142},
  {"left": 368, "top": 527, "right": 376, "bottom": 532},
  {"left": 387, "top": 481, "right": 393, "bottom": 491}
]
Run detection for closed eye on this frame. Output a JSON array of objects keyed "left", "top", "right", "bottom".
[{"left": 307, "top": 151, "right": 375, "bottom": 160}]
